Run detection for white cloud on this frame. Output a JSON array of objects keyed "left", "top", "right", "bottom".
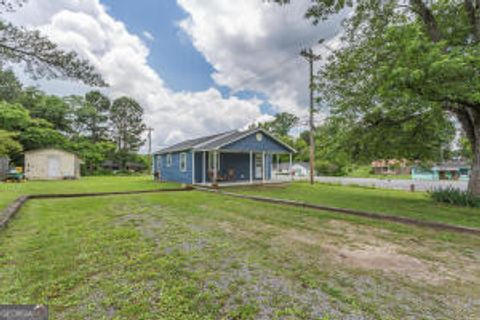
[
  {"left": 4, "top": 0, "right": 347, "bottom": 150},
  {"left": 177, "top": 0, "right": 347, "bottom": 120},
  {"left": 3, "top": 0, "right": 265, "bottom": 150},
  {"left": 142, "top": 30, "right": 154, "bottom": 41}
]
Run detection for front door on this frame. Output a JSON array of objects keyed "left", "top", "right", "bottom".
[
  {"left": 255, "top": 153, "right": 263, "bottom": 179},
  {"left": 47, "top": 156, "right": 61, "bottom": 179}
]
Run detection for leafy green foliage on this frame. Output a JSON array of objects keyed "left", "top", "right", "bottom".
[
  {"left": 259, "top": 112, "right": 299, "bottom": 137},
  {"left": 280, "top": 0, "right": 480, "bottom": 195},
  {"left": 430, "top": 187, "right": 480, "bottom": 208},
  {"left": 66, "top": 138, "right": 116, "bottom": 174},
  {"left": 0, "top": 68, "right": 146, "bottom": 174},
  {"left": 0, "top": 100, "right": 30, "bottom": 130},
  {"left": 18, "top": 119, "right": 67, "bottom": 150},
  {"left": 0, "top": 129, "right": 21, "bottom": 156},
  {"left": 18, "top": 87, "right": 72, "bottom": 132},
  {"left": 0, "top": 67, "right": 22, "bottom": 102}
]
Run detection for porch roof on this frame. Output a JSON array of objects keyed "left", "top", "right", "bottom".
[{"left": 155, "top": 128, "right": 296, "bottom": 154}]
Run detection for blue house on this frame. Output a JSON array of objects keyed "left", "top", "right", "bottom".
[
  {"left": 411, "top": 161, "right": 471, "bottom": 181},
  {"left": 153, "top": 128, "right": 296, "bottom": 185}
]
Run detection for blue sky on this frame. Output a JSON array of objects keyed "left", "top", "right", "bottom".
[
  {"left": 7, "top": 0, "right": 344, "bottom": 146},
  {"left": 102, "top": 0, "right": 215, "bottom": 93},
  {"left": 101, "top": 0, "right": 276, "bottom": 114}
]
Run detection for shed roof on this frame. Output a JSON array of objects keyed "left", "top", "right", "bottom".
[
  {"left": 155, "top": 128, "right": 295, "bottom": 154},
  {"left": 24, "top": 148, "right": 81, "bottom": 159}
]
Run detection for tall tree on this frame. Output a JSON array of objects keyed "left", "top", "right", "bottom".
[
  {"left": 110, "top": 97, "right": 146, "bottom": 152},
  {"left": 0, "top": 67, "right": 22, "bottom": 102},
  {"left": 72, "top": 91, "right": 111, "bottom": 142},
  {"left": 260, "top": 112, "right": 299, "bottom": 137},
  {"left": 279, "top": 0, "right": 480, "bottom": 196}
]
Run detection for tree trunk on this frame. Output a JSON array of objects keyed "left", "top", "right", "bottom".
[
  {"left": 454, "top": 105, "right": 480, "bottom": 197},
  {"left": 469, "top": 134, "right": 480, "bottom": 197}
]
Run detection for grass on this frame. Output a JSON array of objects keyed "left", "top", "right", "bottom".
[
  {"left": 230, "top": 182, "right": 480, "bottom": 229},
  {"left": 0, "top": 176, "right": 180, "bottom": 211},
  {"left": 1, "top": 191, "right": 479, "bottom": 319}
]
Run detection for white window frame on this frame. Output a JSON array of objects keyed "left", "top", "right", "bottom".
[
  {"left": 166, "top": 154, "right": 172, "bottom": 167},
  {"left": 179, "top": 152, "right": 187, "bottom": 172}
]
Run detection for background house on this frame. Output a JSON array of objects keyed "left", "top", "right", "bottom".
[
  {"left": 290, "top": 162, "right": 310, "bottom": 177},
  {"left": 154, "top": 128, "right": 295, "bottom": 185},
  {"left": 25, "top": 148, "right": 82, "bottom": 180},
  {"left": 412, "top": 161, "right": 470, "bottom": 181},
  {"left": 371, "top": 159, "right": 411, "bottom": 175}
]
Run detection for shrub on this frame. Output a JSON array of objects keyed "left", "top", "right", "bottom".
[
  {"left": 429, "top": 187, "right": 480, "bottom": 208},
  {"left": 315, "top": 160, "right": 348, "bottom": 176}
]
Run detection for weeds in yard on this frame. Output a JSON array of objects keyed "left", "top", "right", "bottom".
[{"left": 429, "top": 187, "right": 480, "bottom": 208}]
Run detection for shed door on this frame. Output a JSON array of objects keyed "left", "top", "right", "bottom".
[{"left": 47, "top": 156, "right": 61, "bottom": 178}]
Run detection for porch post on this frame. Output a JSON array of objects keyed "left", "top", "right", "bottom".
[
  {"left": 202, "top": 151, "right": 206, "bottom": 184},
  {"left": 270, "top": 153, "right": 273, "bottom": 181},
  {"left": 213, "top": 150, "right": 217, "bottom": 184},
  {"left": 262, "top": 151, "right": 265, "bottom": 183},
  {"left": 289, "top": 153, "right": 293, "bottom": 182},
  {"left": 192, "top": 150, "right": 195, "bottom": 184},
  {"left": 249, "top": 150, "right": 253, "bottom": 184}
]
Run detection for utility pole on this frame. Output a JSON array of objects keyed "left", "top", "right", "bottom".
[
  {"left": 147, "top": 127, "right": 154, "bottom": 173},
  {"left": 301, "top": 48, "right": 321, "bottom": 185}
]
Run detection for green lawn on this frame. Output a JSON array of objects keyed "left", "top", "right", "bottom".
[
  {"left": 0, "top": 176, "right": 180, "bottom": 211},
  {"left": 1, "top": 191, "right": 479, "bottom": 319},
  {"left": 231, "top": 182, "right": 480, "bottom": 228}
]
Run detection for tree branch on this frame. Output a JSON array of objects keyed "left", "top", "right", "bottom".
[
  {"left": 464, "top": 0, "right": 480, "bottom": 41},
  {"left": 409, "top": 0, "right": 443, "bottom": 42}
]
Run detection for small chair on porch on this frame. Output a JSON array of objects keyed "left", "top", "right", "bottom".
[{"left": 226, "top": 168, "right": 236, "bottom": 181}]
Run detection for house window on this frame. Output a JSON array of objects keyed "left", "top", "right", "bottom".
[
  {"left": 166, "top": 154, "right": 172, "bottom": 167},
  {"left": 179, "top": 153, "right": 187, "bottom": 172}
]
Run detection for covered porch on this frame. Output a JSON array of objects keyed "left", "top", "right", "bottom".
[{"left": 192, "top": 150, "right": 292, "bottom": 186}]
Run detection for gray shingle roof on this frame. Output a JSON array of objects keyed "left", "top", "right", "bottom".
[
  {"left": 155, "top": 128, "right": 295, "bottom": 154},
  {"left": 154, "top": 129, "right": 236, "bottom": 154}
]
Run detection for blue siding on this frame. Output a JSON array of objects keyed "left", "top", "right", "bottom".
[
  {"left": 221, "top": 153, "right": 250, "bottom": 180},
  {"left": 194, "top": 152, "right": 204, "bottom": 183},
  {"left": 222, "top": 132, "right": 291, "bottom": 153},
  {"left": 155, "top": 151, "right": 192, "bottom": 184}
]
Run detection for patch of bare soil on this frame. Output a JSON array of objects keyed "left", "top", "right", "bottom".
[{"left": 280, "top": 220, "right": 479, "bottom": 285}]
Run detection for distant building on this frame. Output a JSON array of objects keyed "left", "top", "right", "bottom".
[
  {"left": 24, "top": 149, "right": 82, "bottom": 180},
  {"left": 0, "top": 156, "right": 9, "bottom": 180},
  {"left": 411, "top": 161, "right": 470, "bottom": 181},
  {"left": 291, "top": 162, "right": 310, "bottom": 177},
  {"left": 371, "top": 159, "right": 411, "bottom": 175},
  {"left": 101, "top": 160, "right": 146, "bottom": 172}
]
